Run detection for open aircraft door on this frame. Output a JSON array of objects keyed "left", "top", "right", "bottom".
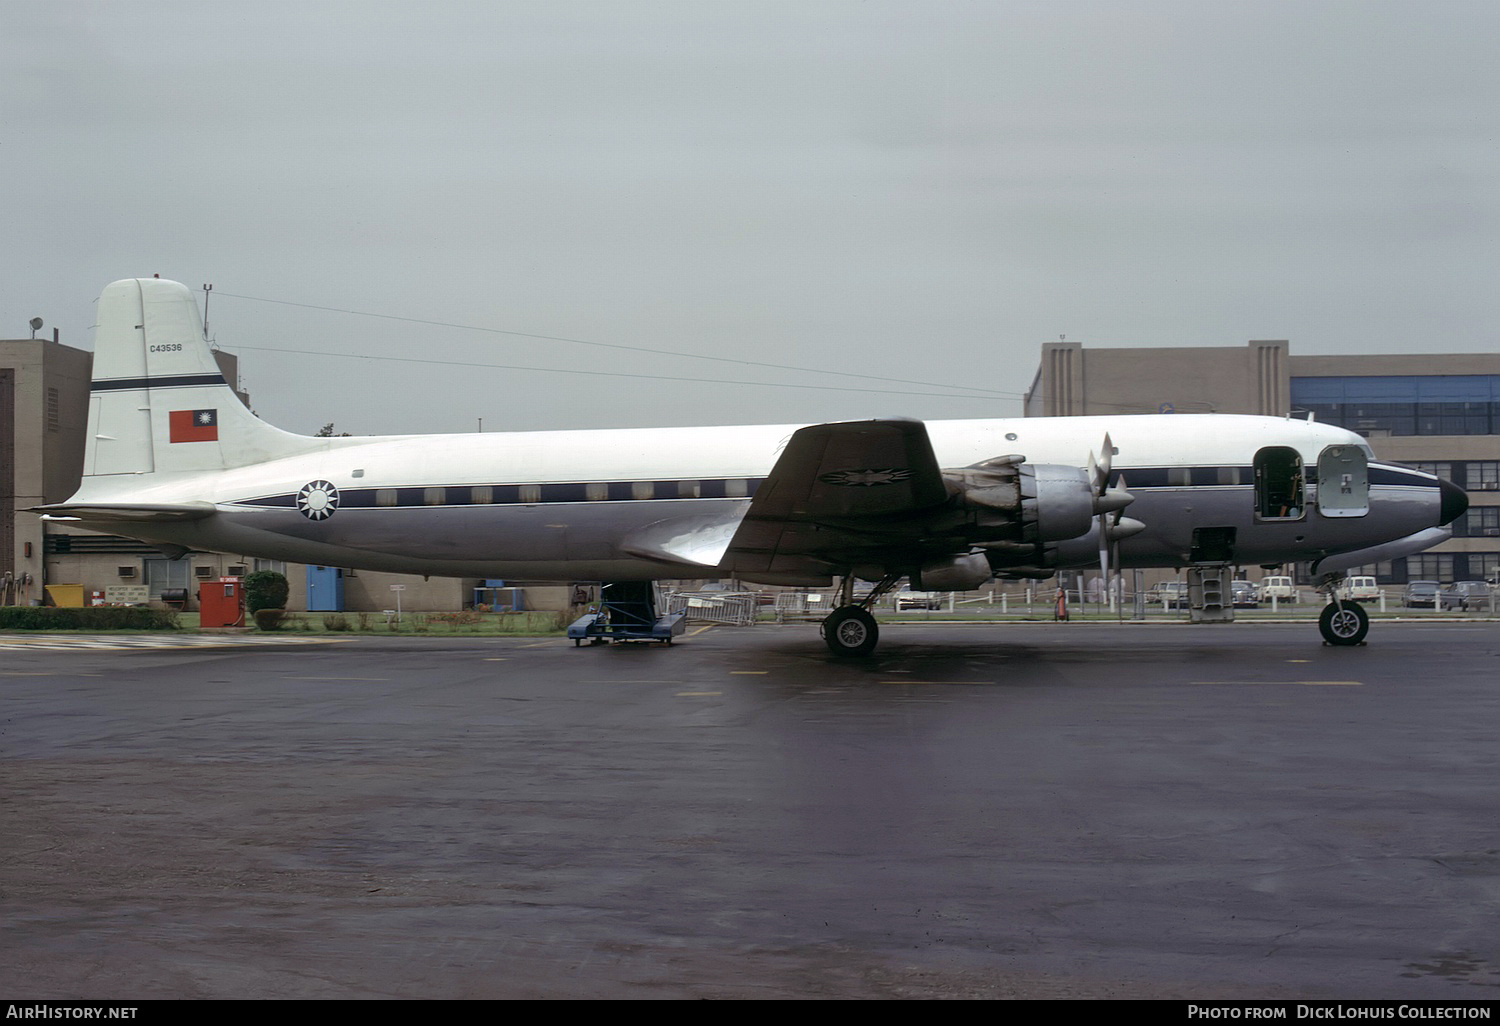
[{"left": 1316, "top": 444, "right": 1369, "bottom": 518}]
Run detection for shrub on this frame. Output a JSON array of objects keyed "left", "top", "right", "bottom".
[
  {"left": 253, "top": 608, "right": 287, "bottom": 631},
  {"left": 242, "top": 571, "right": 289, "bottom": 614},
  {"left": 0, "top": 607, "right": 178, "bottom": 630},
  {"left": 322, "top": 614, "right": 349, "bottom": 631}
]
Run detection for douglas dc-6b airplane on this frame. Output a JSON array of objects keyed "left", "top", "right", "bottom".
[{"left": 39, "top": 278, "right": 1467, "bottom": 654}]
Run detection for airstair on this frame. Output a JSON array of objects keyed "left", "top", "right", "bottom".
[{"left": 566, "top": 581, "right": 687, "bottom": 645}]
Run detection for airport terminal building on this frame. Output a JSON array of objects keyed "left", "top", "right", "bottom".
[{"left": 1026, "top": 340, "right": 1500, "bottom": 585}]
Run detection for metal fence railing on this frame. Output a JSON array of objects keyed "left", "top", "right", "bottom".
[{"left": 665, "top": 590, "right": 760, "bottom": 627}]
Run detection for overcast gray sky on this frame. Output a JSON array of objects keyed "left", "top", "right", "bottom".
[{"left": 4, "top": 0, "right": 1497, "bottom": 435}]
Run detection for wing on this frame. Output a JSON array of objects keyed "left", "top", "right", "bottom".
[
  {"left": 724, "top": 419, "right": 953, "bottom": 580},
  {"left": 32, "top": 501, "right": 218, "bottom": 523},
  {"left": 623, "top": 417, "right": 1103, "bottom": 585}
]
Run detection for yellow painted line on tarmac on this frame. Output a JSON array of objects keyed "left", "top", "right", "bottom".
[
  {"left": 730, "top": 670, "right": 768, "bottom": 675},
  {"left": 688, "top": 626, "right": 714, "bottom": 636},
  {"left": 483, "top": 657, "right": 508, "bottom": 661},
  {"left": 286, "top": 672, "right": 390, "bottom": 681},
  {"left": 518, "top": 641, "right": 554, "bottom": 648},
  {"left": 1193, "top": 680, "right": 1364, "bottom": 687},
  {"left": 2, "top": 671, "right": 104, "bottom": 677}
]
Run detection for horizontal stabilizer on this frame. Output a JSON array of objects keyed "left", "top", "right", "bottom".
[{"left": 33, "top": 501, "right": 218, "bottom": 523}]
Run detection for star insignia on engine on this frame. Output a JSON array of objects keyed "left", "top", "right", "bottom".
[
  {"left": 296, "top": 480, "right": 340, "bottom": 521},
  {"left": 818, "top": 468, "right": 913, "bottom": 487}
]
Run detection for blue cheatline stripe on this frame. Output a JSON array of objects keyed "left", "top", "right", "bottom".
[
  {"left": 91, "top": 374, "right": 228, "bottom": 392},
  {"left": 228, "top": 464, "right": 1439, "bottom": 512},
  {"left": 233, "top": 478, "right": 768, "bottom": 510}
]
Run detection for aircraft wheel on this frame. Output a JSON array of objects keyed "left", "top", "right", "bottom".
[
  {"left": 1319, "top": 602, "right": 1368, "bottom": 646},
  {"left": 822, "top": 605, "right": 879, "bottom": 657}
]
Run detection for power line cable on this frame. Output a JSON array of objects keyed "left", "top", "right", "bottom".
[
  {"left": 213, "top": 289, "right": 1029, "bottom": 401},
  {"left": 228, "top": 343, "right": 1009, "bottom": 401}
]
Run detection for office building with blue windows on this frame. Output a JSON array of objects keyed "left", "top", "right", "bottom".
[{"left": 1028, "top": 342, "right": 1500, "bottom": 585}]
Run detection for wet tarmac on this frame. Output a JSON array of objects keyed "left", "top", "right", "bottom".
[{"left": 3, "top": 621, "right": 1498, "bottom": 998}]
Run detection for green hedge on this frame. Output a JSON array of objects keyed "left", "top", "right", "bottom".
[
  {"left": 0, "top": 607, "right": 180, "bottom": 631},
  {"left": 242, "top": 571, "right": 289, "bottom": 614}
]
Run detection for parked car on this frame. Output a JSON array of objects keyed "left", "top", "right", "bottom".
[
  {"left": 894, "top": 589, "right": 942, "bottom": 611},
  {"left": 1151, "top": 581, "right": 1190, "bottom": 609},
  {"left": 1258, "top": 576, "right": 1298, "bottom": 603},
  {"left": 1336, "top": 576, "right": 1380, "bottom": 602},
  {"left": 1230, "top": 580, "right": 1259, "bottom": 607},
  {"left": 1402, "top": 581, "right": 1440, "bottom": 608},
  {"left": 1438, "top": 581, "right": 1491, "bottom": 611}
]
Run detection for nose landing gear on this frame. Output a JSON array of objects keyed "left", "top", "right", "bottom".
[{"left": 1316, "top": 573, "right": 1369, "bottom": 646}]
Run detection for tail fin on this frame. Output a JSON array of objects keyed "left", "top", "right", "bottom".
[{"left": 86, "top": 278, "right": 314, "bottom": 476}]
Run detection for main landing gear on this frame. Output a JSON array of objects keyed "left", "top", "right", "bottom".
[
  {"left": 820, "top": 574, "right": 902, "bottom": 657},
  {"left": 1316, "top": 573, "right": 1368, "bottom": 646}
]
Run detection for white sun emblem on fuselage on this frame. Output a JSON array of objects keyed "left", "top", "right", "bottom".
[{"left": 296, "top": 480, "right": 340, "bottom": 521}]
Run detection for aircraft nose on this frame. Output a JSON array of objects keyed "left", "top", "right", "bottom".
[{"left": 1439, "top": 478, "right": 1469, "bottom": 525}]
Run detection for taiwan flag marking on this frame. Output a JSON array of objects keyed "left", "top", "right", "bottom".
[{"left": 169, "top": 409, "right": 218, "bottom": 443}]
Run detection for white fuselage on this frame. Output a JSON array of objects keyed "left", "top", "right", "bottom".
[{"left": 65, "top": 413, "right": 1445, "bottom": 582}]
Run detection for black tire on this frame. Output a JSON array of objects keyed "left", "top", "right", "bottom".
[
  {"left": 822, "top": 605, "right": 879, "bottom": 657},
  {"left": 1319, "top": 602, "right": 1369, "bottom": 646}
]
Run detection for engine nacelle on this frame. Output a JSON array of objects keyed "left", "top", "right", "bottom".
[
  {"left": 1028, "top": 464, "right": 1097, "bottom": 542},
  {"left": 943, "top": 461, "right": 1096, "bottom": 544},
  {"left": 985, "top": 515, "right": 1146, "bottom": 574},
  {"left": 912, "top": 552, "right": 993, "bottom": 592}
]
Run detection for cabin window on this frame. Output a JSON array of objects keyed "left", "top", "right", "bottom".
[
  {"left": 677, "top": 480, "right": 701, "bottom": 499},
  {"left": 424, "top": 487, "right": 445, "bottom": 506},
  {"left": 586, "top": 483, "right": 608, "bottom": 501},
  {"left": 631, "top": 481, "right": 656, "bottom": 500},
  {"left": 519, "top": 485, "right": 541, "bottom": 504},
  {"left": 471, "top": 486, "right": 492, "bottom": 504},
  {"left": 375, "top": 489, "right": 398, "bottom": 507},
  {"left": 1253, "top": 447, "right": 1305, "bottom": 520},
  {"left": 724, "top": 479, "right": 749, "bottom": 498}
]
